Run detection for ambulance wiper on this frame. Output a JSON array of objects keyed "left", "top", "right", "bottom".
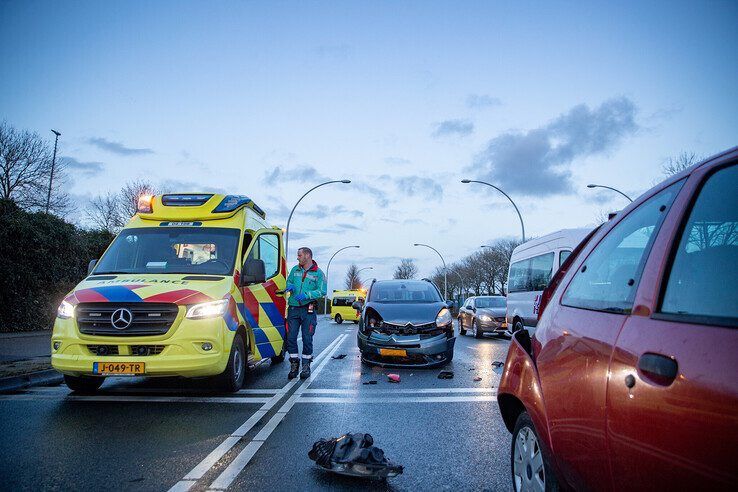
[{"left": 91, "top": 270, "right": 130, "bottom": 275}]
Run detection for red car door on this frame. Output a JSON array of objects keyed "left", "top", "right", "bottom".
[
  {"left": 607, "top": 160, "right": 738, "bottom": 489},
  {"left": 537, "top": 180, "right": 683, "bottom": 490}
]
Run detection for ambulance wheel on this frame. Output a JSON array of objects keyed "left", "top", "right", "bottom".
[
  {"left": 218, "top": 335, "right": 246, "bottom": 392},
  {"left": 271, "top": 345, "right": 285, "bottom": 364},
  {"left": 64, "top": 375, "right": 105, "bottom": 394},
  {"left": 335, "top": 314, "right": 343, "bottom": 324}
]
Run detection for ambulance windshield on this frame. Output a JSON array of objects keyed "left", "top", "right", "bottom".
[{"left": 94, "top": 227, "right": 241, "bottom": 275}]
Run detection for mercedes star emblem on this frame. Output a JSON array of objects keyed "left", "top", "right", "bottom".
[{"left": 111, "top": 308, "right": 133, "bottom": 329}]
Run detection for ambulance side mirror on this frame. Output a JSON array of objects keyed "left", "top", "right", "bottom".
[
  {"left": 241, "top": 259, "right": 266, "bottom": 285},
  {"left": 87, "top": 259, "right": 98, "bottom": 275}
]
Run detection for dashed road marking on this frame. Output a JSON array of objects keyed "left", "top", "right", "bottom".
[
  {"left": 303, "top": 387, "right": 497, "bottom": 394},
  {"left": 297, "top": 395, "right": 499, "bottom": 403}
]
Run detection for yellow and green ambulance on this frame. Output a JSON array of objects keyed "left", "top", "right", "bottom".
[
  {"left": 52, "top": 193, "right": 287, "bottom": 393},
  {"left": 330, "top": 289, "right": 364, "bottom": 324}
]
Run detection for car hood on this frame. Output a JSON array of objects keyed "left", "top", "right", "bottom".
[
  {"left": 63, "top": 274, "right": 233, "bottom": 306},
  {"left": 477, "top": 307, "right": 506, "bottom": 318},
  {"left": 367, "top": 302, "right": 446, "bottom": 325}
]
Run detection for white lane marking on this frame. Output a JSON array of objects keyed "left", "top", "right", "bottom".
[
  {"left": 0, "top": 394, "right": 271, "bottom": 404},
  {"left": 298, "top": 395, "right": 499, "bottom": 403},
  {"left": 207, "top": 334, "right": 348, "bottom": 491},
  {"left": 169, "top": 332, "right": 346, "bottom": 492},
  {"left": 303, "top": 387, "right": 497, "bottom": 394},
  {"left": 25, "top": 386, "right": 281, "bottom": 395}
]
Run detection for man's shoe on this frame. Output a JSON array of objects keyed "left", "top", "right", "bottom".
[
  {"left": 288, "top": 358, "right": 300, "bottom": 379},
  {"left": 300, "top": 358, "right": 312, "bottom": 379}
]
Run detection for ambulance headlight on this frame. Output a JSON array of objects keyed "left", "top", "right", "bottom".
[
  {"left": 186, "top": 299, "right": 229, "bottom": 319},
  {"left": 57, "top": 300, "right": 75, "bottom": 319},
  {"left": 435, "top": 308, "right": 452, "bottom": 327}
]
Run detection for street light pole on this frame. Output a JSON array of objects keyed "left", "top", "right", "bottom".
[
  {"left": 46, "top": 129, "right": 61, "bottom": 214},
  {"left": 284, "top": 179, "right": 351, "bottom": 259},
  {"left": 356, "top": 266, "right": 373, "bottom": 288},
  {"left": 586, "top": 184, "right": 633, "bottom": 203},
  {"left": 449, "top": 267, "right": 465, "bottom": 302},
  {"left": 324, "top": 245, "right": 360, "bottom": 317},
  {"left": 414, "top": 243, "right": 447, "bottom": 300},
  {"left": 461, "top": 179, "right": 525, "bottom": 242}
]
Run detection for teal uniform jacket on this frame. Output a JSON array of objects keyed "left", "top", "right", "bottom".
[{"left": 286, "top": 261, "right": 327, "bottom": 307}]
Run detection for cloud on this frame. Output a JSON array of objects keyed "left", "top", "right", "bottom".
[
  {"left": 396, "top": 176, "right": 443, "bottom": 200},
  {"left": 471, "top": 97, "right": 639, "bottom": 196},
  {"left": 466, "top": 94, "right": 502, "bottom": 109},
  {"left": 61, "top": 156, "right": 104, "bottom": 176},
  {"left": 432, "top": 119, "right": 474, "bottom": 138},
  {"left": 384, "top": 157, "right": 411, "bottom": 165},
  {"left": 349, "top": 182, "right": 390, "bottom": 208},
  {"left": 158, "top": 179, "right": 228, "bottom": 195},
  {"left": 87, "top": 137, "right": 154, "bottom": 156},
  {"left": 336, "top": 223, "right": 361, "bottom": 230},
  {"left": 263, "top": 165, "right": 329, "bottom": 183}
]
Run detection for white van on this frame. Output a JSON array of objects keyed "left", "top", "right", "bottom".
[{"left": 506, "top": 228, "right": 591, "bottom": 334}]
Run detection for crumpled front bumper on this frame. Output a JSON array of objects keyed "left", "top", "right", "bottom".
[{"left": 357, "top": 330, "right": 455, "bottom": 368}]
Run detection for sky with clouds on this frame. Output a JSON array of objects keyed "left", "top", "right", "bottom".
[{"left": 1, "top": 0, "right": 736, "bottom": 291}]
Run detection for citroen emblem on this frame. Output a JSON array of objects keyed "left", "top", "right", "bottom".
[{"left": 111, "top": 308, "right": 133, "bottom": 329}]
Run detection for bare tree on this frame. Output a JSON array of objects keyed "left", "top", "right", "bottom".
[
  {"left": 86, "top": 192, "right": 124, "bottom": 233},
  {"left": 393, "top": 258, "right": 418, "bottom": 279},
  {"left": 344, "top": 263, "right": 363, "bottom": 290},
  {"left": 663, "top": 151, "right": 702, "bottom": 177},
  {"left": 119, "top": 179, "right": 158, "bottom": 219},
  {"left": 0, "top": 121, "right": 69, "bottom": 214}
]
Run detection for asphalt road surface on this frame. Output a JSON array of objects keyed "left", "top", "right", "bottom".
[{"left": 0, "top": 318, "right": 513, "bottom": 491}]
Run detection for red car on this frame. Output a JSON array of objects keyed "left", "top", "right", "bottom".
[{"left": 498, "top": 147, "right": 738, "bottom": 491}]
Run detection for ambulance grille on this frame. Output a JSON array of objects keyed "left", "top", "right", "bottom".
[{"left": 76, "top": 303, "right": 179, "bottom": 336}]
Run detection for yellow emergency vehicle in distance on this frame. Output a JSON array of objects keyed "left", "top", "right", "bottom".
[
  {"left": 330, "top": 289, "right": 364, "bottom": 324},
  {"left": 51, "top": 193, "right": 287, "bottom": 393}
]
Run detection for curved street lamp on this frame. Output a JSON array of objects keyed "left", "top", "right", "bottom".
[
  {"left": 413, "top": 243, "right": 447, "bottom": 300},
  {"left": 449, "top": 267, "right": 465, "bottom": 301},
  {"left": 586, "top": 183, "right": 633, "bottom": 203},
  {"left": 284, "top": 179, "right": 351, "bottom": 259},
  {"left": 356, "top": 266, "right": 373, "bottom": 285},
  {"left": 324, "top": 245, "right": 360, "bottom": 316},
  {"left": 461, "top": 179, "right": 526, "bottom": 242}
]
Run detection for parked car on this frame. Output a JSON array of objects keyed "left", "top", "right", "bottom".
[
  {"left": 497, "top": 147, "right": 738, "bottom": 491},
  {"left": 458, "top": 296, "right": 507, "bottom": 338},
  {"left": 355, "top": 279, "right": 455, "bottom": 367},
  {"left": 506, "top": 228, "right": 591, "bottom": 334}
]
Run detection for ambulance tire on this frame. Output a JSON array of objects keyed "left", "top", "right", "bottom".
[
  {"left": 271, "top": 345, "right": 286, "bottom": 364},
  {"left": 218, "top": 335, "right": 246, "bottom": 392},
  {"left": 335, "top": 314, "right": 343, "bottom": 324},
  {"left": 64, "top": 375, "right": 105, "bottom": 394}
]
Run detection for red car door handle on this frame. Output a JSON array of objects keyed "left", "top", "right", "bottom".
[{"left": 636, "top": 353, "right": 678, "bottom": 386}]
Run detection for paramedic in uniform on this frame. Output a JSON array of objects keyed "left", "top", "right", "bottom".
[{"left": 284, "top": 247, "right": 327, "bottom": 379}]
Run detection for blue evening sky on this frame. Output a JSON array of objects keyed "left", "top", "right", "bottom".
[{"left": 1, "top": 0, "right": 736, "bottom": 287}]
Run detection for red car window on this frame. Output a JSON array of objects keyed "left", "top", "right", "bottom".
[
  {"left": 658, "top": 163, "right": 738, "bottom": 327},
  {"left": 561, "top": 181, "right": 683, "bottom": 314}
]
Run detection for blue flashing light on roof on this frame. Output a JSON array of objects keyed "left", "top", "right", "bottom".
[{"left": 212, "top": 195, "right": 266, "bottom": 218}]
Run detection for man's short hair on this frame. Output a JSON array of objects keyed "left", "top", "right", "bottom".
[{"left": 298, "top": 247, "right": 313, "bottom": 258}]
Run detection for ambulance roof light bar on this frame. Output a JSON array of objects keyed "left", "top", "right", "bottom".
[{"left": 212, "top": 195, "right": 266, "bottom": 218}]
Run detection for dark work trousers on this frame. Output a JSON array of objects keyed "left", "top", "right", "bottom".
[{"left": 286, "top": 305, "right": 317, "bottom": 359}]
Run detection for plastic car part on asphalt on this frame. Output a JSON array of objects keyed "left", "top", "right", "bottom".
[
  {"left": 387, "top": 373, "right": 400, "bottom": 383},
  {"left": 331, "top": 354, "right": 347, "bottom": 359},
  {"left": 308, "top": 433, "right": 404, "bottom": 479},
  {"left": 437, "top": 370, "right": 454, "bottom": 379}
]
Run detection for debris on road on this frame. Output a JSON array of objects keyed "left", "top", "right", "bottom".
[
  {"left": 473, "top": 377, "right": 482, "bottom": 382},
  {"left": 387, "top": 373, "right": 400, "bottom": 383},
  {"left": 437, "top": 370, "right": 454, "bottom": 379},
  {"left": 491, "top": 361, "right": 504, "bottom": 368},
  {"left": 331, "top": 354, "right": 347, "bottom": 360},
  {"left": 308, "top": 433, "right": 404, "bottom": 479},
  {"left": 362, "top": 380, "right": 378, "bottom": 385}
]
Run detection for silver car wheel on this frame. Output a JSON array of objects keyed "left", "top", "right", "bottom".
[
  {"left": 233, "top": 347, "right": 243, "bottom": 382},
  {"left": 513, "top": 425, "right": 545, "bottom": 492}
]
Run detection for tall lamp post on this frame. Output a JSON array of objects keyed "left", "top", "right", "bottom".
[
  {"left": 284, "top": 179, "right": 351, "bottom": 259},
  {"left": 356, "top": 266, "right": 373, "bottom": 283},
  {"left": 413, "top": 243, "right": 447, "bottom": 300},
  {"left": 461, "top": 179, "right": 526, "bottom": 242},
  {"left": 324, "top": 245, "right": 360, "bottom": 317},
  {"left": 449, "top": 267, "right": 465, "bottom": 303},
  {"left": 586, "top": 184, "right": 633, "bottom": 203},
  {"left": 46, "top": 129, "right": 61, "bottom": 214}
]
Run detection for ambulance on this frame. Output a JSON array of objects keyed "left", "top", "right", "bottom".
[
  {"left": 52, "top": 193, "right": 287, "bottom": 393},
  {"left": 330, "top": 289, "right": 364, "bottom": 324}
]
